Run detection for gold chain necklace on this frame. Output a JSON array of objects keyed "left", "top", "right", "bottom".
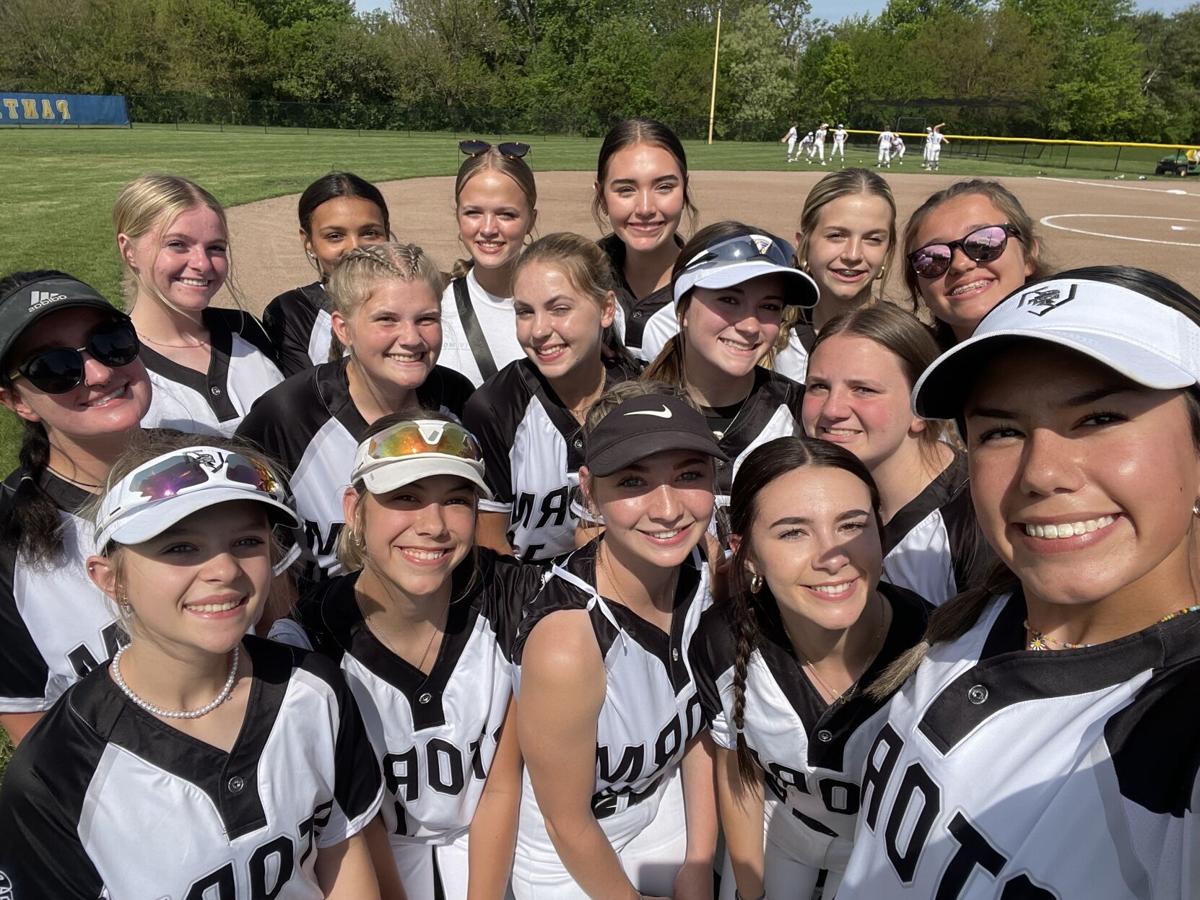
[
  {"left": 1025, "top": 604, "right": 1200, "bottom": 651},
  {"left": 801, "top": 593, "right": 887, "bottom": 704}
]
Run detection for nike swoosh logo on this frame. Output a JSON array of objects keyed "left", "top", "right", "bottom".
[{"left": 625, "top": 406, "right": 673, "bottom": 419}]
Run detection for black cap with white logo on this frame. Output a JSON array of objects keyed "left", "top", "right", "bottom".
[
  {"left": 0, "top": 274, "right": 123, "bottom": 367},
  {"left": 585, "top": 393, "right": 729, "bottom": 477}
]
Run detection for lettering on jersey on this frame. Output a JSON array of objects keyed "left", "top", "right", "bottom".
[
  {"left": 383, "top": 725, "right": 497, "bottom": 836},
  {"left": 594, "top": 695, "right": 704, "bottom": 798},
  {"left": 510, "top": 485, "right": 578, "bottom": 551},
  {"left": 304, "top": 519, "right": 343, "bottom": 559},
  {"left": 861, "top": 727, "right": 1061, "bottom": 898},
  {"left": 754, "top": 752, "right": 857, "bottom": 838},
  {"left": 66, "top": 621, "right": 128, "bottom": 677},
  {"left": 297, "top": 801, "right": 332, "bottom": 868}
]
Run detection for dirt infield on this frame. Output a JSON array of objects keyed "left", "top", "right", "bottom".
[{"left": 226, "top": 170, "right": 1200, "bottom": 314}]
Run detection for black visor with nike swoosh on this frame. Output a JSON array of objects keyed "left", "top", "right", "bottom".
[{"left": 585, "top": 392, "right": 728, "bottom": 477}]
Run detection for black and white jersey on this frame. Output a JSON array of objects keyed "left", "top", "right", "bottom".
[
  {"left": 512, "top": 541, "right": 712, "bottom": 810},
  {"left": 141, "top": 307, "right": 285, "bottom": 437},
  {"left": 463, "top": 358, "right": 638, "bottom": 563},
  {"left": 839, "top": 590, "right": 1200, "bottom": 899},
  {"left": 881, "top": 452, "right": 996, "bottom": 606},
  {"left": 689, "top": 584, "right": 930, "bottom": 872},
  {"left": 598, "top": 234, "right": 676, "bottom": 360},
  {"left": 0, "top": 467, "right": 125, "bottom": 714},
  {"left": 236, "top": 358, "right": 474, "bottom": 577},
  {"left": 287, "top": 550, "right": 543, "bottom": 850},
  {"left": 771, "top": 319, "right": 817, "bottom": 383},
  {"left": 0, "top": 635, "right": 383, "bottom": 899},
  {"left": 262, "top": 281, "right": 335, "bottom": 377}
]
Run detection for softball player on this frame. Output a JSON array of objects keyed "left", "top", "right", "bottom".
[
  {"left": 276, "top": 414, "right": 545, "bottom": 899},
  {"left": 262, "top": 173, "right": 391, "bottom": 377},
  {"left": 926, "top": 123, "right": 948, "bottom": 169},
  {"left": 798, "top": 131, "right": 815, "bottom": 162},
  {"left": 594, "top": 118, "right": 690, "bottom": 360},
  {"left": 439, "top": 141, "right": 538, "bottom": 387},
  {"left": 781, "top": 123, "right": 799, "bottom": 161},
  {"left": 891, "top": 133, "right": 905, "bottom": 163},
  {"left": 813, "top": 123, "right": 830, "bottom": 164},
  {"left": 0, "top": 271, "right": 151, "bottom": 746},
  {"left": 876, "top": 129, "right": 894, "bottom": 167},
  {"left": 511, "top": 384, "right": 723, "bottom": 898},
  {"left": 921, "top": 126, "right": 934, "bottom": 168},
  {"left": 840, "top": 267, "right": 1200, "bottom": 898},
  {"left": 690, "top": 437, "right": 931, "bottom": 900},
  {"left": 463, "top": 233, "right": 640, "bottom": 564},
  {"left": 0, "top": 433, "right": 386, "bottom": 898},
  {"left": 832, "top": 124, "right": 848, "bottom": 161},
  {"left": 802, "top": 304, "right": 993, "bottom": 605},
  {"left": 237, "top": 244, "right": 474, "bottom": 579},
  {"left": 113, "top": 175, "right": 283, "bottom": 436},
  {"left": 903, "top": 179, "right": 1047, "bottom": 345}
]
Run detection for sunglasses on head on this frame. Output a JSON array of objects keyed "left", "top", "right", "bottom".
[
  {"left": 681, "top": 233, "right": 792, "bottom": 274},
  {"left": 8, "top": 318, "right": 140, "bottom": 394},
  {"left": 128, "top": 450, "right": 282, "bottom": 504},
  {"left": 908, "top": 224, "right": 1020, "bottom": 280},
  {"left": 459, "top": 139, "right": 531, "bottom": 160},
  {"left": 367, "top": 420, "right": 483, "bottom": 464}
]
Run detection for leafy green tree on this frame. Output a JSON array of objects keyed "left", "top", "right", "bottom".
[{"left": 716, "top": 3, "right": 795, "bottom": 140}]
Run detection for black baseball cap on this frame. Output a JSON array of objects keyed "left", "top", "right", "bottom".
[
  {"left": 0, "top": 274, "right": 124, "bottom": 366},
  {"left": 585, "top": 393, "right": 728, "bottom": 477}
]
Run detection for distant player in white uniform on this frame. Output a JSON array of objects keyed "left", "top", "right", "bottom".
[
  {"left": 813, "top": 123, "right": 829, "bottom": 164},
  {"left": 924, "top": 123, "right": 948, "bottom": 170},
  {"left": 798, "top": 131, "right": 815, "bottom": 162},
  {"left": 831, "top": 124, "right": 848, "bottom": 162},
  {"left": 781, "top": 123, "right": 799, "bottom": 162},
  {"left": 891, "top": 133, "right": 905, "bottom": 164},
  {"left": 877, "top": 128, "right": 895, "bottom": 167}
]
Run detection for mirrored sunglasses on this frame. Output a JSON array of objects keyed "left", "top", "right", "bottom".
[
  {"left": 681, "top": 233, "right": 793, "bottom": 274},
  {"left": 908, "top": 224, "right": 1019, "bottom": 280},
  {"left": 367, "top": 420, "right": 483, "bottom": 463},
  {"left": 127, "top": 450, "right": 283, "bottom": 504},
  {"left": 9, "top": 318, "right": 140, "bottom": 394},
  {"left": 459, "top": 139, "right": 531, "bottom": 160}
]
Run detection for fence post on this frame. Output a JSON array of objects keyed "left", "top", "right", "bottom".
[
  {"left": 1113, "top": 145, "right": 1122, "bottom": 172},
  {"left": 1063, "top": 143, "right": 1072, "bottom": 168},
  {"left": 1020, "top": 142, "right": 1028, "bottom": 164}
]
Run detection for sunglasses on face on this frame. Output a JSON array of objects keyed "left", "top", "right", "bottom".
[
  {"left": 459, "top": 139, "right": 531, "bottom": 160},
  {"left": 908, "top": 224, "right": 1020, "bottom": 280},
  {"left": 367, "top": 420, "right": 483, "bottom": 463},
  {"left": 682, "top": 233, "right": 793, "bottom": 274},
  {"left": 8, "top": 318, "right": 140, "bottom": 394}
]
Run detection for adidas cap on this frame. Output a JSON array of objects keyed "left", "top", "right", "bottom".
[{"left": 0, "top": 274, "right": 124, "bottom": 367}]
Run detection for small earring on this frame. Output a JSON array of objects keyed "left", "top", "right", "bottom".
[
  {"left": 1192, "top": 500, "right": 1200, "bottom": 517},
  {"left": 750, "top": 574, "right": 764, "bottom": 594},
  {"left": 875, "top": 266, "right": 886, "bottom": 281}
]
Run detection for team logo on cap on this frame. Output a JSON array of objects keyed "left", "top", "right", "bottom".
[
  {"left": 751, "top": 235, "right": 775, "bottom": 256},
  {"left": 27, "top": 290, "right": 68, "bottom": 311},
  {"left": 1018, "top": 283, "right": 1078, "bottom": 317},
  {"left": 0, "top": 871, "right": 13, "bottom": 899}
]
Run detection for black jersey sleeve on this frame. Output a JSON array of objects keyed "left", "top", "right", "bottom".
[
  {"left": 476, "top": 549, "right": 547, "bottom": 659},
  {"left": 462, "top": 375, "right": 517, "bottom": 506},
  {"left": 416, "top": 365, "right": 476, "bottom": 421},
  {"left": 207, "top": 307, "right": 276, "bottom": 360},
  {"left": 235, "top": 369, "right": 320, "bottom": 475},
  {"left": 262, "top": 285, "right": 325, "bottom": 378}
]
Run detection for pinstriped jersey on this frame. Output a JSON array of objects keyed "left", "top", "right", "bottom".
[
  {"left": 290, "top": 550, "right": 544, "bottom": 848},
  {"left": 839, "top": 590, "right": 1200, "bottom": 898},
  {"left": 0, "top": 635, "right": 383, "bottom": 899},
  {"left": 262, "top": 281, "right": 335, "bottom": 377},
  {"left": 689, "top": 583, "right": 930, "bottom": 872}
]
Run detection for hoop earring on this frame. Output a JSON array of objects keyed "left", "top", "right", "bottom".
[{"left": 750, "top": 574, "right": 764, "bottom": 594}]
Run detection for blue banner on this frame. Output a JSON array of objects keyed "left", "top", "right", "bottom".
[{"left": 0, "top": 93, "right": 129, "bottom": 126}]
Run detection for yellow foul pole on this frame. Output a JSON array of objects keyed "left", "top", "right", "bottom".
[{"left": 707, "top": 8, "right": 721, "bottom": 145}]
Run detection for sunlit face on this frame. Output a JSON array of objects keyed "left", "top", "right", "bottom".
[
  {"left": 333, "top": 279, "right": 442, "bottom": 393},
  {"left": 513, "top": 261, "right": 615, "bottom": 381},
  {"left": 88, "top": 502, "right": 272, "bottom": 657},
  {"left": 966, "top": 344, "right": 1200, "bottom": 608},
  {"left": 585, "top": 451, "right": 716, "bottom": 570},
  {"left": 303, "top": 196, "right": 388, "bottom": 277},
  {"left": 597, "top": 143, "right": 687, "bottom": 256},
  {"left": 1, "top": 307, "right": 152, "bottom": 442},
  {"left": 801, "top": 192, "right": 892, "bottom": 307},
  {"left": 120, "top": 204, "right": 230, "bottom": 311},
  {"left": 742, "top": 466, "right": 882, "bottom": 634},
  {"left": 911, "top": 193, "right": 1034, "bottom": 340},
  {"left": 802, "top": 334, "right": 923, "bottom": 471},
  {"left": 681, "top": 274, "right": 786, "bottom": 379},
  {"left": 456, "top": 170, "right": 535, "bottom": 275},
  {"left": 346, "top": 475, "right": 477, "bottom": 602}
]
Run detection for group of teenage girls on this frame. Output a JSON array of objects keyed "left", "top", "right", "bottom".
[{"left": 0, "top": 113, "right": 1195, "bottom": 900}]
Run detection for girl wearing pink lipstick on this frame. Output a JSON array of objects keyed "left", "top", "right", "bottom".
[
  {"left": 902, "top": 179, "right": 1048, "bottom": 346},
  {"left": 113, "top": 174, "right": 284, "bottom": 436},
  {"left": 275, "top": 412, "right": 543, "bottom": 899},
  {"left": 0, "top": 432, "right": 386, "bottom": 898},
  {"left": 439, "top": 142, "right": 540, "bottom": 387},
  {"left": 689, "top": 436, "right": 930, "bottom": 900},
  {"left": 802, "top": 303, "right": 993, "bottom": 605},
  {"left": 0, "top": 270, "right": 153, "bottom": 746},
  {"left": 464, "top": 233, "right": 640, "bottom": 563},
  {"left": 594, "top": 118, "right": 697, "bottom": 361},
  {"left": 511, "top": 384, "right": 723, "bottom": 900},
  {"left": 839, "top": 267, "right": 1200, "bottom": 899}
]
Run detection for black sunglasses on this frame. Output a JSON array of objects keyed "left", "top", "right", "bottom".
[
  {"left": 8, "top": 318, "right": 141, "bottom": 394},
  {"left": 458, "top": 139, "right": 531, "bottom": 159},
  {"left": 908, "top": 224, "right": 1020, "bottom": 279}
]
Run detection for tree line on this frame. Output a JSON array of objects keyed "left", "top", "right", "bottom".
[{"left": 1, "top": 0, "right": 1197, "bottom": 143}]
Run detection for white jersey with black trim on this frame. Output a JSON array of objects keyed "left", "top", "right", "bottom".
[
  {"left": 511, "top": 540, "right": 713, "bottom": 855},
  {"left": 690, "top": 584, "right": 930, "bottom": 877},
  {"left": 262, "top": 281, "right": 335, "bottom": 377},
  {"left": 599, "top": 233, "right": 675, "bottom": 359},
  {"left": 881, "top": 452, "right": 996, "bottom": 606},
  {"left": 0, "top": 635, "right": 384, "bottom": 899},
  {"left": 463, "top": 358, "right": 639, "bottom": 563},
  {"left": 140, "top": 307, "right": 285, "bottom": 437},
  {"left": 288, "top": 550, "right": 543, "bottom": 855},
  {"left": 0, "top": 468, "right": 125, "bottom": 714},
  {"left": 839, "top": 591, "right": 1200, "bottom": 899},
  {"left": 236, "top": 358, "right": 474, "bottom": 578},
  {"left": 834, "top": 128, "right": 848, "bottom": 143}
]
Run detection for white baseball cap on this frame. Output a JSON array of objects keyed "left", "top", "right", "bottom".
[
  {"left": 912, "top": 277, "right": 1200, "bottom": 419},
  {"left": 673, "top": 231, "right": 819, "bottom": 309},
  {"left": 350, "top": 419, "right": 491, "bottom": 499}
]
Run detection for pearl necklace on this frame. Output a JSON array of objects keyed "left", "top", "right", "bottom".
[{"left": 111, "top": 644, "right": 240, "bottom": 719}]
